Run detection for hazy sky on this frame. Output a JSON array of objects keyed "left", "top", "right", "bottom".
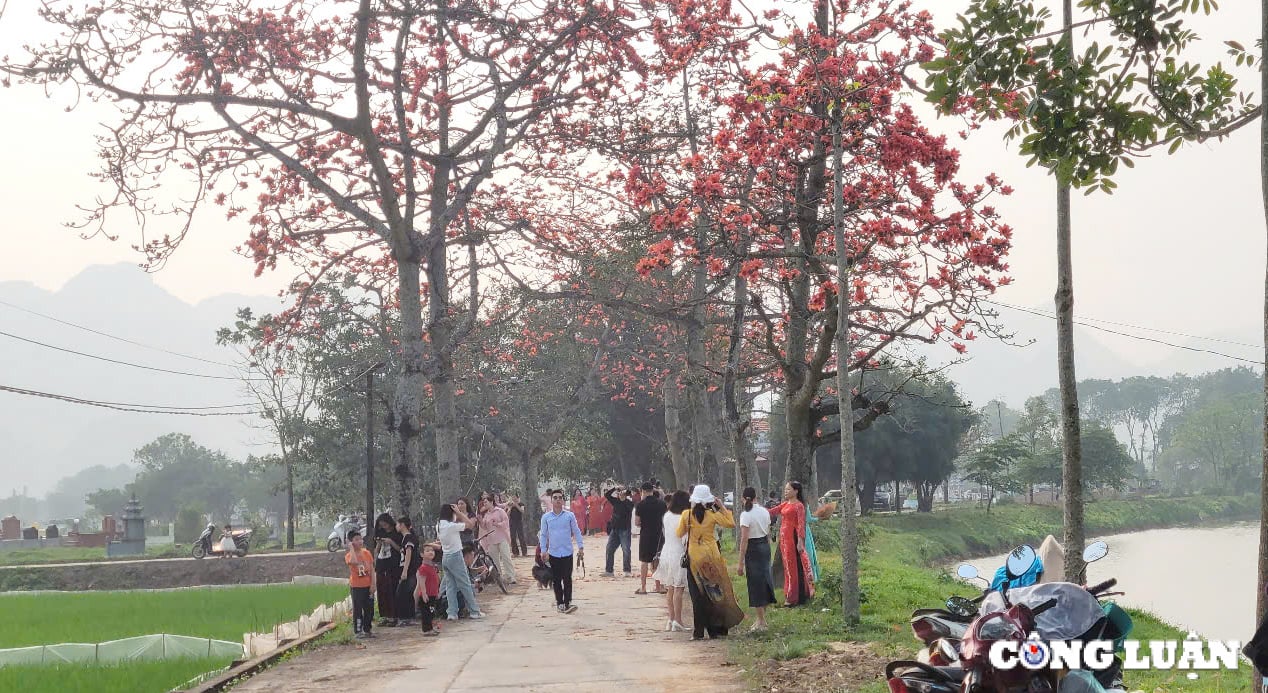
[{"left": 0, "top": 0, "right": 1264, "bottom": 480}]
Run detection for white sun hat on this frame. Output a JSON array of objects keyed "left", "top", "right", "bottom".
[{"left": 689, "top": 484, "right": 715, "bottom": 505}]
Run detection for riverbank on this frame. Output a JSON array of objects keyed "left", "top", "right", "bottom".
[{"left": 730, "top": 496, "right": 1258, "bottom": 692}]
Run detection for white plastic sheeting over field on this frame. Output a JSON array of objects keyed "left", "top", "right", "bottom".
[{"left": 0, "top": 634, "right": 243, "bottom": 666}]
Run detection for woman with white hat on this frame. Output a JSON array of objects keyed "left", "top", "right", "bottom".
[{"left": 676, "top": 484, "right": 745, "bottom": 640}]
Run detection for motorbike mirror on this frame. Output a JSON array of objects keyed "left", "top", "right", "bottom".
[
  {"left": 938, "top": 639, "right": 959, "bottom": 663},
  {"left": 1005, "top": 544, "right": 1038, "bottom": 579},
  {"left": 1082, "top": 540, "right": 1108, "bottom": 563},
  {"left": 956, "top": 563, "right": 979, "bottom": 580}
]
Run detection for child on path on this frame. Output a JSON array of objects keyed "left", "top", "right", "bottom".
[
  {"left": 345, "top": 531, "right": 376, "bottom": 638},
  {"left": 414, "top": 544, "right": 442, "bottom": 636}
]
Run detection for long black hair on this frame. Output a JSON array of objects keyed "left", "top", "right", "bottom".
[
  {"left": 789, "top": 480, "right": 806, "bottom": 505},
  {"left": 375, "top": 512, "right": 396, "bottom": 532},
  {"left": 742, "top": 486, "right": 758, "bottom": 512},
  {"left": 438, "top": 503, "right": 455, "bottom": 522},
  {"left": 668, "top": 490, "right": 690, "bottom": 514}
]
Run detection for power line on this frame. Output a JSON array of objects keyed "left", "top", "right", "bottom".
[
  {"left": 0, "top": 298, "right": 239, "bottom": 368},
  {"left": 0, "top": 328, "right": 266, "bottom": 381},
  {"left": 984, "top": 300, "right": 1264, "bottom": 367},
  {"left": 0, "top": 362, "right": 387, "bottom": 418},
  {"left": 984, "top": 299, "right": 1261, "bottom": 351},
  {"left": 0, "top": 384, "right": 261, "bottom": 416}
]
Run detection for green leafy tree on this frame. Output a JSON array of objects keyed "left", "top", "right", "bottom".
[
  {"left": 924, "top": 0, "right": 1258, "bottom": 583},
  {"left": 130, "top": 434, "right": 242, "bottom": 523},
  {"left": 963, "top": 435, "right": 1028, "bottom": 513},
  {"left": 84, "top": 487, "right": 132, "bottom": 521}
]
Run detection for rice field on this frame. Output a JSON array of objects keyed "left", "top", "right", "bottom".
[
  {"left": 0, "top": 584, "right": 349, "bottom": 648},
  {"left": 0, "top": 656, "right": 231, "bottom": 693}
]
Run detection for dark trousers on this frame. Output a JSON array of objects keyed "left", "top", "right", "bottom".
[
  {"left": 548, "top": 554, "right": 574, "bottom": 606},
  {"left": 376, "top": 565, "right": 401, "bottom": 618},
  {"left": 351, "top": 586, "right": 374, "bottom": 634},
  {"left": 395, "top": 572, "right": 417, "bottom": 620},
  {"left": 604, "top": 528, "right": 631, "bottom": 573},
  {"left": 418, "top": 595, "right": 437, "bottom": 632},
  {"left": 510, "top": 518, "right": 527, "bottom": 556},
  {"left": 686, "top": 570, "right": 728, "bottom": 639}
]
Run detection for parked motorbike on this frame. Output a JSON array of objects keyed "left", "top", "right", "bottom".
[
  {"left": 326, "top": 514, "right": 365, "bottom": 553},
  {"left": 192, "top": 524, "right": 252, "bottom": 559},
  {"left": 890, "top": 540, "right": 1128, "bottom": 693}
]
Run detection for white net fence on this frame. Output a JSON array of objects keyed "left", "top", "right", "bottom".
[
  {"left": 0, "top": 578, "right": 353, "bottom": 669},
  {"left": 0, "top": 634, "right": 243, "bottom": 667}
]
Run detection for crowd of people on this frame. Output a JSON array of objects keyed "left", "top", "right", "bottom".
[
  {"left": 343, "top": 491, "right": 530, "bottom": 638},
  {"left": 343, "top": 481, "right": 824, "bottom": 642},
  {"left": 535, "top": 479, "right": 825, "bottom": 640}
]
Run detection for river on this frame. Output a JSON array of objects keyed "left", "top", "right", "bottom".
[{"left": 958, "top": 522, "right": 1258, "bottom": 642}]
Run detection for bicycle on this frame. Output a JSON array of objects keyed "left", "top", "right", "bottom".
[{"left": 469, "top": 530, "right": 508, "bottom": 595}]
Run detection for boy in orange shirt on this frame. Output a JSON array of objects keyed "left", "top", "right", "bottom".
[{"left": 345, "top": 530, "right": 376, "bottom": 639}]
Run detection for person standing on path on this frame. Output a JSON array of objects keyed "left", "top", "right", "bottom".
[
  {"left": 345, "top": 530, "right": 377, "bottom": 639},
  {"left": 678, "top": 484, "right": 745, "bottom": 640},
  {"left": 373, "top": 512, "right": 402, "bottom": 626},
  {"left": 437, "top": 503, "right": 484, "bottom": 621},
  {"left": 601, "top": 485, "right": 635, "bottom": 577},
  {"left": 768, "top": 481, "right": 814, "bottom": 607},
  {"left": 507, "top": 494, "right": 528, "bottom": 557},
  {"left": 477, "top": 496, "right": 518, "bottom": 585},
  {"left": 652, "top": 490, "right": 690, "bottom": 632},
  {"left": 634, "top": 482, "right": 667, "bottom": 594},
  {"left": 539, "top": 489, "right": 585, "bottom": 613},
  {"left": 414, "top": 544, "right": 442, "bottom": 636},
  {"left": 737, "top": 487, "right": 775, "bottom": 632},
  {"left": 394, "top": 516, "right": 421, "bottom": 626}
]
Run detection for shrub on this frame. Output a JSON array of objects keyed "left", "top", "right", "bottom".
[{"left": 174, "top": 507, "right": 205, "bottom": 544}]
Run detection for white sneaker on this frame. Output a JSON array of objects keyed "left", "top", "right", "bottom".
[
  {"left": 447, "top": 615, "right": 458, "bottom": 621},
  {"left": 468, "top": 612, "right": 485, "bottom": 620}
]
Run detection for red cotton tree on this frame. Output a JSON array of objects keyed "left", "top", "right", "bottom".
[
  {"left": 5, "top": 0, "right": 651, "bottom": 513},
  {"left": 623, "top": 0, "right": 1015, "bottom": 504}
]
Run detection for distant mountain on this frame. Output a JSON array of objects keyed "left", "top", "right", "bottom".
[{"left": 0, "top": 263, "right": 283, "bottom": 498}]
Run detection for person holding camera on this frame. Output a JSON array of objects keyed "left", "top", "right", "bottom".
[
  {"left": 601, "top": 484, "right": 635, "bottom": 577},
  {"left": 677, "top": 484, "right": 744, "bottom": 640}
]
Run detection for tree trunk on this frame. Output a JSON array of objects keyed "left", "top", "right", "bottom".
[
  {"left": 942, "top": 481, "right": 950, "bottom": 505},
  {"left": 893, "top": 480, "right": 902, "bottom": 514},
  {"left": 1256, "top": 3, "right": 1268, "bottom": 691},
  {"left": 285, "top": 456, "right": 295, "bottom": 549},
  {"left": 858, "top": 478, "right": 875, "bottom": 517},
  {"left": 664, "top": 379, "right": 692, "bottom": 490},
  {"left": 428, "top": 255, "right": 461, "bottom": 508},
  {"left": 524, "top": 451, "right": 542, "bottom": 542},
  {"left": 832, "top": 114, "right": 861, "bottom": 626},
  {"left": 394, "top": 258, "right": 427, "bottom": 519},
  {"left": 1056, "top": 0, "right": 1086, "bottom": 585},
  {"left": 784, "top": 395, "right": 815, "bottom": 490}
]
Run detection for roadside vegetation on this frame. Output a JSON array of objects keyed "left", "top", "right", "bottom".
[{"left": 730, "top": 497, "right": 1257, "bottom": 692}]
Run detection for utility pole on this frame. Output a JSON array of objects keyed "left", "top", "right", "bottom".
[{"left": 366, "top": 365, "right": 379, "bottom": 524}]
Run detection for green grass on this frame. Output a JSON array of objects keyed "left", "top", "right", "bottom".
[
  {"left": 0, "top": 544, "right": 185, "bottom": 566},
  {"left": 0, "top": 656, "right": 232, "bottom": 693},
  {"left": 729, "top": 496, "right": 1260, "bottom": 692},
  {"left": 0, "top": 584, "right": 349, "bottom": 648}
]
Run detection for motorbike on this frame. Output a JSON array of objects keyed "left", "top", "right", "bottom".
[
  {"left": 326, "top": 514, "right": 365, "bottom": 553},
  {"left": 890, "top": 540, "right": 1129, "bottom": 693},
  {"left": 192, "top": 524, "right": 252, "bottom": 559}
]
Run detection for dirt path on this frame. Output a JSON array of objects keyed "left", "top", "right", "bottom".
[{"left": 231, "top": 554, "right": 744, "bottom": 693}]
